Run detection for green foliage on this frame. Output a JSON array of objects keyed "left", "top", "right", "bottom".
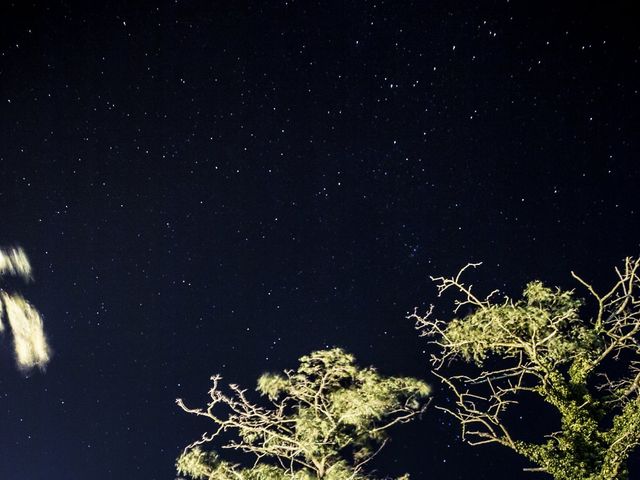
[
  {"left": 413, "top": 259, "right": 640, "bottom": 480},
  {"left": 443, "top": 281, "right": 585, "bottom": 366},
  {"left": 177, "top": 446, "right": 301, "bottom": 480},
  {"left": 177, "top": 348, "right": 430, "bottom": 480}
]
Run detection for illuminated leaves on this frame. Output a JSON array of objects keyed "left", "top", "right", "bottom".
[
  {"left": 177, "top": 348, "right": 430, "bottom": 480},
  {"left": 412, "top": 258, "right": 640, "bottom": 479}
]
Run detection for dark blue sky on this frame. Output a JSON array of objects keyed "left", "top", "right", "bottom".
[{"left": 0, "top": 1, "right": 638, "bottom": 478}]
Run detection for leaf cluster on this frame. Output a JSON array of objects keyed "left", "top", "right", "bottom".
[{"left": 444, "top": 280, "right": 590, "bottom": 367}]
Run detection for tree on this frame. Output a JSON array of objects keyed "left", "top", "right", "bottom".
[
  {"left": 176, "top": 348, "right": 430, "bottom": 480},
  {"left": 409, "top": 258, "right": 640, "bottom": 480},
  {"left": 0, "top": 247, "right": 51, "bottom": 370}
]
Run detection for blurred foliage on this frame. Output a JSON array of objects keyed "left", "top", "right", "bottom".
[{"left": 0, "top": 247, "right": 51, "bottom": 370}]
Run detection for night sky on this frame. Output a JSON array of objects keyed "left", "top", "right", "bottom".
[{"left": 1, "top": 1, "right": 639, "bottom": 479}]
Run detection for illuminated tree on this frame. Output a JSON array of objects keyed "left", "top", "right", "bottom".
[
  {"left": 0, "top": 247, "right": 51, "bottom": 370},
  {"left": 410, "top": 258, "right": 640, "bottom": 480},
  {"left": 176, "top": 348, "right": 430, "bottom": 480}
]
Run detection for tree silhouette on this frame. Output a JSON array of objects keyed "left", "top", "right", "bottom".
[
  {"left": 0, "top": 247, "right": 51, "bottom": 370},
  {"left": 410, "top": 258, "right": 640, "bottom": 479},
  {"left": 176, "top": 348, "right": 430, "bottom": 480}
]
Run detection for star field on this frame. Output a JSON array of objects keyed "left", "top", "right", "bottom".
[{"left": 0, "top": 1, "right": 638, "bottom": 479}]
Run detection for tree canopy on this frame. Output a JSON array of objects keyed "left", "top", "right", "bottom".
[
  {"left": 410, "top": 258, "right": 640, "bottom": 480},
  {"left": 176, "top": 348, "right": 430, "bottom": 480}
]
